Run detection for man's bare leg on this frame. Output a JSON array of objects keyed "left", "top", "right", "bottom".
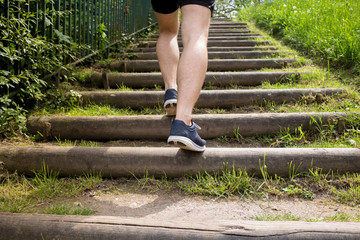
[
  {"left": 175, "top": 5, "right": 211, "bottom": 125},
  {"left": 154, "top": 10, "right": 180, "bottom": 91}
]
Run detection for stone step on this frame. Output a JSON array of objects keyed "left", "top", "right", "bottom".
[
  {"left": 27, "top": 112, "right": 346, "bottom": 141},
  {"left": 1, "top": 146, "right": 359, "bottom": 178},
  {"left": 80, "top": 88, "right": 343, "bottom": 109},
  {"left": 133, "top": 46, "right": 277, "bottom": 53},
  {"left": 139, "top": 40, "right": 270, "bottom": 48},
  {"left": 131, "top": 51, "right": 285, "bottom": 60},
  {"left": 91, "top": 71, "right": 299, "bottom": 89},
  {"left": 109, "top": 59, "right": 297, "bottom": 72}
]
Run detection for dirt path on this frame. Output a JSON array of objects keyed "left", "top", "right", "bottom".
[{"left": 81, "top": 190, "right": 360, "bottom": 221}]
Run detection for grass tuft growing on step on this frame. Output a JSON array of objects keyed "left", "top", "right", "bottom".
[
  {"left": 254, "top": 213, "right": 301, "bottom": 221},
  {"left": 42, "top": 203, "right": 95, "bottom": 215},
  {"left": 177, "top": 162, "right": 360, "bottom": 208},
  {"left": 0, "top": 165, "right": 102, "bottom": 214},
  {"left": 1, "top": 164, "right": 360, "bottom": 218},
  {"left": 253, "top": 213, "right": 360, "bottom": 222},
  {"left": 179, "top": 164, "right": 255, "bottom": 198}
]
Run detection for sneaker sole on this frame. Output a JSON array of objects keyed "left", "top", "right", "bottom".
[
  {"left": 167, "top": 136, "right": 206, "bottom": 152},
  {"left": 164, "top": 100, "right": 177, "bottom": 117}
]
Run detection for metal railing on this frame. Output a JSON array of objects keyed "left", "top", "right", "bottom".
[{"left": 2, "top": 0, "right": 156, "bottom": 58}]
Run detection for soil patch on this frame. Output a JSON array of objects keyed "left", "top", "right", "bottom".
[{"left": 79, "top": 190, "right": 360, "bottom": 222}]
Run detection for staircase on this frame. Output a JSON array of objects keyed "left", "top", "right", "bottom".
[{"left": 1, "top": 19, "right": 359, "bottom": 178}]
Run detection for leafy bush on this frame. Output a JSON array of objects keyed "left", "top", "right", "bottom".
[
  {"left": 238, "top": 0, "right": 360, "bottom": 72},
  {"left": 0, "top": 1, "right": 83, "bottom": 137}
]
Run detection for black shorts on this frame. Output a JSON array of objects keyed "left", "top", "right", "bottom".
[{"left": 151, "top": 0, "right": 215, "bottom": 14}]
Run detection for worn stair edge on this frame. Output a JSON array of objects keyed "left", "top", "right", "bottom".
[
  {"left": 3, "top": 214, "right": 360, "bottom": 240},
  {"left": 150, "top": 33, "right": 261, "bottom": 38},
  {"left": 109, "top": 59, "right": 297, "bottom": 72},
  {"left": 139, "top": 40, "right": 270, "bottom": 48},
  {"left": 133, "top": 46, "right": 277, "bottom": 53},
  {"left": 80, "top": 88, "right": 344, "bottom": 109},
  {"left": 1, "top": 146, "right": 359, "bottom": 178},
  {"left": 144, "top": 36, "right": 263, "bottom": 41},
  {"left": 210, "top": 22, "right": 248, "bottom": 25},
  {"left": 132, "top": 51, "right": 286, "bottom": 60},
  {"left": 208, "top": 30, "right": 250, "bottom": 33},
  {"left": 26, "top": 112, "right": 347, "bottom": 141},
  {"left": 208, "top": 26, "right": 248, "bottom": 30},
  {"left": 91, "top": 71, "right": 299, "bottom": 88},
  {"left": 211, "top": 22, "right": 247, "bottom": 25}
]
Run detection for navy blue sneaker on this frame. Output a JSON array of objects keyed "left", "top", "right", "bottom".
[
  {"left": 164, "top": 88, "right": 177, "bottom": 117},
  {"left": 167, "top": 120, "right": 206, "bottom": 152}
]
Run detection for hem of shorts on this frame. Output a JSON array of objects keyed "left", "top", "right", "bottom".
[
  {"left": 153, "top": 2, "right": 213, "bottom": 14},
  {"left": 180, "top": 2, "right": 214, "bottom": 11},
  {"left": 152, "top": 8, "right": 179, "bottom": 14}
]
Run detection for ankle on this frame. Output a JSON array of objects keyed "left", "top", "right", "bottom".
[{"left": 175, "top": 116, "right": 192, "bottom": 126}]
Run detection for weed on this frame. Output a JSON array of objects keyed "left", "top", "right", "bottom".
[
  {"left": 179, "top": 163, "right": 255, "bottom": 198},
  {"left": 217, "top": 135, "right": 230, "bottom": 143},
  {"left": 116, "top": 83, "right": 132, "bottom": 91},
  {"left": 205, "top": 108, "right": 225, "bottom": 114},
  {"left": 282, "top": 184, "right": 314, "bottom": 199},
  {"left": 254, "top": 213, "right": 301, "bottom": 221},
  {"left": 31, "top": 164, "right": 64, "bottom": 200},
  {"left": 42, "top": 203, "right": 95, "bottom": 215},
  {"left": 287, "top": 161, "right": 303, "bottom": 181},
  {"left": 153, "top": 84, "right": 163, "bottom": 90},
  {"left": 259, "top": 155, "right": 270, "bottom": 186},
  {"left": 233, "top": 127, "right": 245, "bottom": 143},
  {"left": 0, "top": 166, "right": 102, "bottom": 214},
  {"left": 322, "top": 213, "right": 360, "bottom": 222},
  {"left": 332, "top": 179, "right": 360, "bottom": 206}
]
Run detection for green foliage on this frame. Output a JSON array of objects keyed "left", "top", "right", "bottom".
[
  {"left": 238, "top": 0, "right": 360, "bottom": 72},
  {"left": 0, "top": 1, "right": 84, "bottom": 137}
]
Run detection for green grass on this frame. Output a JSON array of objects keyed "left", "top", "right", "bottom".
[
  {"left": 178, "top": 162, "right": 360, "bottom": 208},
  {"left": 0, "top": 165, "right": 102, "bottom": 214},
  {"left": 254, "top": 213, "right": 301, "bottom": 221},
  {"left": 254, "top": 213, "right": 360, "bottom": 222},
  {"left": 179, "top": 164, "right": 255, "bottom": 198},
  {"left": 216, "top": 113, "right": 360, "bottom": 148},
  {"left": 238, "top": 0, "right": 360, "bottom": 72},
  {"left": 55, "top": 138, "right": 100, "bottom": 147},
  {"left": 42, "top": 203, "right": 95, "bottom": 215},
  {"left": 1, "top": 164, "right": 360, "bottom": 218},
  {"left": 34, "top": 105, "right": 136, "bottom": 117}
]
